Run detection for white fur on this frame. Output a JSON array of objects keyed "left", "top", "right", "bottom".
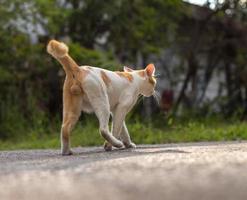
[
  {"left": 76, "top": 66, "right": 155, "bottom": 151},
  {"left": 47, "top": 40, "right": 156, "bottom": 154}
]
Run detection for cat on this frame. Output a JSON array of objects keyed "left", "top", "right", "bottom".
[{"left": 47, "top": 40, "right": 157, "bottom": 155}]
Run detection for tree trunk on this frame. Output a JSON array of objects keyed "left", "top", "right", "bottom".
[{"left": 173, "top": 55, "right": 197, "bottom": 113}]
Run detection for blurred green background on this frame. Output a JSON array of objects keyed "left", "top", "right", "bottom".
[{"left": 0, "top": 0, "right": 247, "bottom": 149}]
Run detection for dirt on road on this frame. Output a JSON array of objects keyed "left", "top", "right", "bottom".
[{"left": 1, "top": 142, "right": 247, "bottom": 200}]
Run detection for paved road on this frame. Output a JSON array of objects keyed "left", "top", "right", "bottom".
[{"left": 1, "top": 142, "right": 247, "bottom": 200}]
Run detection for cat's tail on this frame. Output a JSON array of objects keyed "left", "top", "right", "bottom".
[{"left": 47, "top": 40, "right": 80, "bottom": 75}]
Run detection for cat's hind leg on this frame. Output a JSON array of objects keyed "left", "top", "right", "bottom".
[
  {"left": 103, "top": 118, "right": 114, "bottom": 151},
  {"left": 61, "top": 88, "right": 82, "bottom": 155}
]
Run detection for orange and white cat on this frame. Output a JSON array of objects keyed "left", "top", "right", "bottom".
[{"left": 47, "top": 40, "right": 156, "bottom": 155}]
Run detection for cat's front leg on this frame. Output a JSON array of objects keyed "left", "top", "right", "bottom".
[
  {"left": 103, "top": 114, "right": 120, "bottom": 151},
  {"left": 104, "top": 121, "right": 136, "bottom": 151},
  {"left": 121, "top": 121, "right": 136, "bottom": 149},
  {"left": 103, "top": 102, "right": 131, "bottom": 151},
  {"left": 103, "top": 141, "right": 113, "bottom": 151}
]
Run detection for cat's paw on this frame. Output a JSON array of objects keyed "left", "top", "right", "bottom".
[
  {"left": 104, "top": 141, "right": 113, "bottom": 151},
  {"left": 114, "top": 140, "right": 124, "bottom": 148},
  {"left": 61, "top": 149, "right": 73, "bottom": 156},
  {"left": 124, "top": 142, "right": 136, "bottom": 149}
]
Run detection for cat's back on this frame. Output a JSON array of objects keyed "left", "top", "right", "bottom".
[{"left": 79, "top": 65, "right": 126, "bottom": 86}]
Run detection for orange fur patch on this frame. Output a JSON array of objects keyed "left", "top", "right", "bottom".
[
  {"left": 116, "top": 72, "right": 133, "bottom": 82},
  {"left": 101, "top": 71, "right": 111, "bottom": 87},
  {"left": 48, "top": 40, "right": 68, "bottom": 58},
  {"left": 70, "top": 84, "right": 81, "bottom": 95},
  {"left": 60, "top": 55, "right": 80, "bottom": 74},
  {"left": 79, "top": 68, "right": 89, "bottom": 80},
  {"left": 69, "top": 68, "right": 89, "bottom": 95},
  {"left": 146, "top": 63, "right": 155, "bottom": 76}
]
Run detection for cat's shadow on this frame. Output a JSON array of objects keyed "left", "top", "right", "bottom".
[
  {"left": 75, "top": 146, "right": 190, "bottom": 158},
  {"left": 68, "top": 147, "right": 190, "bottom": 165},
  {"left": 0, "top": 145, "right": 190, "bottom": 175}
]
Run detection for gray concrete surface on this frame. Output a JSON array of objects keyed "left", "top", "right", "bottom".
[{"left": 1, "top": 142, "right": 247, "bottom": 200}]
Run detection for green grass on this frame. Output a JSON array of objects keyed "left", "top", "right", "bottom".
[{"left": 1, "top": 117, "right": 247, "bottom": 150}]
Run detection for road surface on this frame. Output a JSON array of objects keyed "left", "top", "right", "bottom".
[{"left": 1, "top": 141, "right": 247, "bottom": 200}]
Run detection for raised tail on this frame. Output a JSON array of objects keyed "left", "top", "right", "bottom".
[{"left": 47, "top": 40, "right": 80, "bottom": 75}]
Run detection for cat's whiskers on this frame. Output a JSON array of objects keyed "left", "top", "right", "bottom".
[
  {"left": 137, "top": 94, "right": 145, "bottom": 104},
  {"left": 153, "top": 73, "right": 162, "bottom": 79},
  {"left": 153, "top": 90, "right": 161, "bottom": 106}
]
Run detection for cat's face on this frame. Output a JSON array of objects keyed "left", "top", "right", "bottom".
[
  {"left": 124, "top": 64, "right": 157, "bottom": 97},
  {"left": 141, "top": 64, "right": 157, "bottom": 97}
]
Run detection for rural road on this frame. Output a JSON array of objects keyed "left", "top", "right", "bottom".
[{"left": 1, "top": 141, "right": 247, "bottom": 200}]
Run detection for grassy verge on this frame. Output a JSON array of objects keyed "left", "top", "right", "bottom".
[{"left": 0, "top": 117, "right": 247, "bottom": 150}]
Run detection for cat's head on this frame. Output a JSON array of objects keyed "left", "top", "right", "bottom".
[{"left": 124, "top": 63, "right": 157, "bottom": 97}]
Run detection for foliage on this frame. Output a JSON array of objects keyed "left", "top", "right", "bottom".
[
  {"left": 0, "top": 0, "right": 246, "bottom": 143},
  {"left": 0, "top": 117, "right": 247, "bottom": 150}
]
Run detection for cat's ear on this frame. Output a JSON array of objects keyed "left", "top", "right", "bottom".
[
  {"left": 123, "top": 66, "right": 134, "bottom": 72},
  {"left": 145, "top": 63, "right": 155, "bottom": 76}
]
